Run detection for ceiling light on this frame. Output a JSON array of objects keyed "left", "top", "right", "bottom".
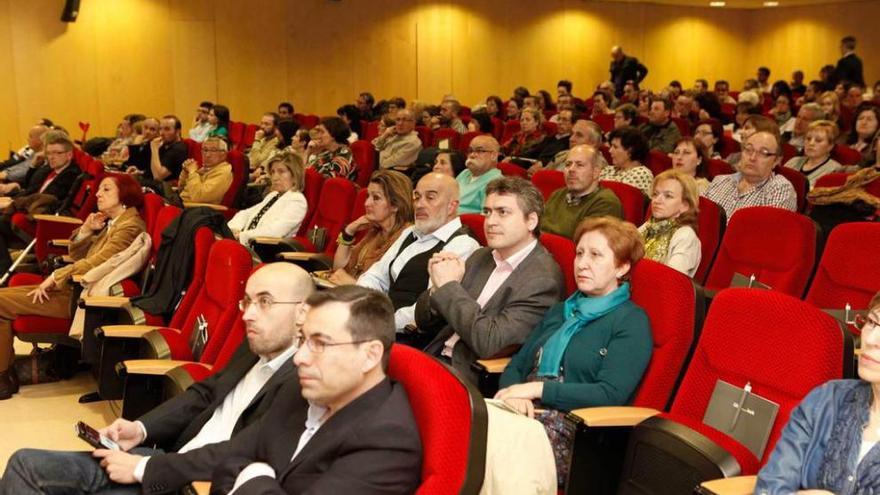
[
  {"left": 763, "top": 1, "right": 779, "bottom": 5},
  {"left": 709, "top": 1, "right": 725, "bottom": 6}
]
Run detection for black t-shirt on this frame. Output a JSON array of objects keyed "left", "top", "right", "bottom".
[{"left": 127, "top": 140, "right": 187, "bottom": 181}]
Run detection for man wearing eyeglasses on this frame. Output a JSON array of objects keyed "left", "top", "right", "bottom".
[
  {"left": 177, "top": 136, "right": 233, "bottom": 205},
  {"left": 1, "top": 263, "right": 315, "bottom": 495},
  {"left": 188, "top": 101, "right": 214, "bottom": 143},
  {"left": 210, "top": 285, "right": 422, "bottom": 495},
  {"left": 702, "top": 130, "right": 797, "bottom": 222},
  {"left": 457, "top": 135, "right": 503, "bottom": 214},
  {"left": 372, "top": 109, "right": 422, "bottom": 171}
]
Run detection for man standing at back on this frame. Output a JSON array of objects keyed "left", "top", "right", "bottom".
[
  {"left": 415, "top": 177, "right": 564, "bottom": 383},
  {"left": 358, "top": 173, "right": 480, "bottom": 332},
  {"left": 610, "top": 46, "right": 648, "bottom": 98},
  {"left": 834, "top": 35, "right": 864, "bottom": 87}
]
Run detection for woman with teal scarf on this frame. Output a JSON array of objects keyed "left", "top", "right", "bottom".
[{"left": 496, "top": 216, "right": 653, "bottom": 484}]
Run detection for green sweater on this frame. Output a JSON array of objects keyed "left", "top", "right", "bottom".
[
  {"left": 499, "top": 299, "right": 652, "bottom": 412},
  {"left": 541, "top": 187, "right": 624, "bottom": 239}
]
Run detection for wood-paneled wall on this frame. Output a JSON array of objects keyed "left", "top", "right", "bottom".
[{"left": 0, "top": 0, "right": 875, "bottom": 156}]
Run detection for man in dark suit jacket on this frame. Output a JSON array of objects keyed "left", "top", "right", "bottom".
[
  {"left": 0, "top": 263, "right": 314, "bottom": 495},
  {"left": 210, "top": 286, "right": 422, "bottom": 495},
  {"left": 834, "top": 35, "right": 864, "bottom": 87},
  {"left": 414, "top": 177, "right": 564, "bottom": 384},
  {"left": 609, "top": 46, "right": 648, "bottom": 98}
]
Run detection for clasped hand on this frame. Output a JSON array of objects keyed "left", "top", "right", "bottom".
[{"left": 428, "top": 251, "right": 465, "bottom": 289}]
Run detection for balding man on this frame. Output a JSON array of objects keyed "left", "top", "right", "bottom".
[
  {"left": 1, "top": 263, "right": 315, "bottom": 495},
  {"left": 782, "top": 103, "right": 825, "bottom": 152},
  {"left": 358, "top": 173, "right": 480, "bottom": 332},
  {"left": 178, "top": 137, "right": 233, "bottom": 205},
  {"left": 610, "top": 46, "right": 648, "bottom": 98},
  {"left": 432, "top": 99, "right": 467, "bottom": 134},
  {"left": 543, "top": 120, "right": 609, "bottom": 172},
  {"left": 542, "top": 145, "right": 624, "bottom": 239},
  {"left": 457, "top": 135, "right": 503, "bottom": 214},
  {"left": 372, "top": 109, "right": 423, "bottom": 171},
  {"left": 0, "top": 125, "right": 49, "bottom": 194}
]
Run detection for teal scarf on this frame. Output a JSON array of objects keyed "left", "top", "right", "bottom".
[{"left": 537, "top": 283, "right": 631, "bottom": 378}]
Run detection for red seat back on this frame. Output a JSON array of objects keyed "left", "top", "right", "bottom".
[
  {"left": 415, "top": 126, "right": 433, "bottom": 149},
  {"left": 166, "top": 226, "right": 218, "bottom": 329},
  {"left": 431, "top": 128, "right": 461, "bottom": 150},
  {"left": 298, "top": 168, "right": 325, "bottom": 236},
  {"left": 630, "top": 259, "right": 701, "bottom": 410},
  {"left": 459, "top": 214, "right": 486, "bottom": 246},
  {"left": 387, "top": 345, "right": 486, "bottom": 494},
  {"left": 306, "top": 178, "right": 358, "bottom": 255},
  {"left": 694, "top": 197, "right": 726, "bottom": 284},
  {"left": 646, "top": 150, "right": 673, "bottom": 176},
  {"left": 704, "top": 159, "right": 733, "bottom": 180},
  {"left": 539, "top": 232, "right": 576, "bottom": 294},
  {"left": 221, "top": 149, "right": 247, "bottom": 210},
  {"left": 806, "top": 222, "right": 880, "bottom": 311},
  {"left": 457, "top": 131, "right": 484, "bottom": 155},
  {"left": 184, "top": 138, "right": 203, "bottom": 164},
  {"left": 781, "top": 142, "right": 798, "bottom": 165},
  {"left": 363, "top": 121, "right": 381, "bottom": 142},
  {"left": 832, "top": 143, "right": 862, "bottom": 166},
  {"left": 240, "top": 124, "right": 258, "bottom": 151},
  {"left": 531, "top": 169, "right": 565, "bottom": 201},
  {"left": 672, "top": 117, "right": 691, "bottom": 136},
  {"left": 349, "top": 187, "right": 369, "bottom": 224},
  {"left": 501, "top": 120, "right": 521, "bottom": 144},
  {"left": 498, "top": 161, "right": 527, "bottom": 178},
  {"left": 295, "top": 114, "right": 320, "bottom": 130},
  {"left": 350, "top": 140, "right": 376, "bottom": 188},
  {"left": 705, "top": 207, "right": 818, "bottom": 297},
  {"left": 543, "top": 121, "right": 558, "bottom": 136},
  {"left": 490, "top": 118, "right": 504, "bottom": 141},
  {"left": 718, "top": 133, "right": 740, "bottom": 159},
  {"left": 773, "top": 166, "right": 808, "bottom": 212},
  {"left": 228, "top": 121, "right": 246, "bottom": 148},
  {"left": 668, "top": 288, "right": 844, "bottom": 466},
  {"left": 592, "top": 114, "right": 615, "bottom": 133},
  {"left": 599, "top": 180, "right": 646, "bottom": 225}
]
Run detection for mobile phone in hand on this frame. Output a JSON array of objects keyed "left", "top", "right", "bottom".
[{"left": 75, "top": 421, "right": 120, "bottom": 450}]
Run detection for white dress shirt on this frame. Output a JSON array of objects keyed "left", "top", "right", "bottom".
[
  {"left": 357, "top": 217, "right": 480, "bottom": 330},
  {"left": 133, "top": 345, "right": 297, "bottom": 482},
  {"left": 227, "top": 190, "right": 308, "bottom": 246},
  {"left": 442, "top": 240, "right": 537, "bottom": 357}
]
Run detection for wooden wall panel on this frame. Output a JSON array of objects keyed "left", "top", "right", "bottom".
[{"left": 0, "top": 0, "right": 20, "bottom": 154}]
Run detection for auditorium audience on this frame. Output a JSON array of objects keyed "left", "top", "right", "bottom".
[
  {"left": 457, "top": 135, "right": 503, "bottom": 214},
  {"left": 356, "top": 92, "right": 375, "bottom": 121},
  {"left": 756, "top": 291, "right": 880, "bottom": 494},
  {"left": 603, "top": 126, "right": 654, "bottom": 196},
  {"left": 372, "top": 109, "right": 422, "bottom": 172},
  {"left": 188, "top": 101, "right": 214, "bottom": 142},
  {"left": 670, "top": 137, "right": 711, "bottom": 193},
  {"left": 0, "top": 125, "right": 48, "bottom": 191},
  {"left": 790, "top": 70, "right": 806, "bottom": 95},
  {"left": 727, "top": 115, "right": 779, "bottom": 169},
  {"left": 177, "top": 136, "right": 233, "bottom": 205},
  {"left": 639, "top": 170, "right": 701, "bottom": 277},
  {"left": 501, "top": 107, "right": 547, "bottom": 162},
  {"left": 536, "top": 109, "right": 573, "bottom": 166},
  {"left": 101, "top": 114, "right": 144, "bottom": 165},
  {"left": 0, "top": 174, "right": 145, "bottom": 399},
  {"left": 557, "top": 79, "right": 573, "bottom": 98},
  {"left": 781, "top": 103, "right": 826, "bottom": 152},
  {"left": 211, "top": 285, "right": 422, "bottom": 494},
  {"left": 431, "top": 150, "right": 465, "bottom": 177},
  {"left": 639, "top": 97, "right": 682, "bottom": 153},
  {"left": 693, "top": 119, "right": 722, "bottom": 160},
  {"left": 539, "top": 120, "right": 607, "bottom": 173},
  {"left": 247, "top": 112, "right": 282, "bottom": 173},
  {"left": 591, "top": 91, "right": 615, "bottom": 118},
  {"left": 306, "top": 117, "right": 357, "bottom": 181},
  {"left": 277, "top": 101, "right": 294, "bottom": 122},
  {"left": 329, "top": 170, "right": 413, "bottom": 285},
  {"left": 431, "top": 99, "right": 467, "bottom": 134},
  {"left": 0, "top": 263, "right": 314, "bottom": 492},
  {"left": 702, "top": 129, "right": 797, "bottom": 221},
  {"left": 357, "top": 173, "right": 479, "bottom": 331},
  {"left": 485, "top": 95, "right": 504, "bottom": 120},
  {"left": 614, "top": 104, "right": 639, "bottom": 130},
  {"left": 714, "top": 80, "right": 736, "bottom": 105},
  {"left": 610, "top": 46, "right": 649, "bottom": 97},
  {"left": 847, "top": 104, "right": 880, "bottom": 167},
  {"left": 207, "top": 104, "right": 230, "bottom": 139},
  {"left": 496, "top": 215, "right": 651, "bottom": 484},
  {"left": 784, "top": 120, "right": 843, "bottom": 188},
  {"left": 416, "top": 177, "right": 564, "bottom": 382},
  {"left": 287, "top": 129, "right": 310, "bottom": 165},
  {"left": 228, "top": 152, "right": 308, "bottom": 247},
  {"left": 336, "top": 104, "right": 362, "bottom": 143},
  {"left": 757, "top": 67, "right": 772, "bottom": 93},
  {"left": 769, "top": 93, "right": 793, "bottom": 128},
  {"left": 818, "top": 91, "right": 842, "bottom": 131},
  {"left": 467, "top": 110, "right": 494, "bottom": 135},
  {"left": 542, "top": 145, "right": 624, "bottom": 238},
  {"left": 126, "top": 115, "right": 187, "bottom": 195}
]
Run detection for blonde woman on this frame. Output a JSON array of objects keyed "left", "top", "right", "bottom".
[
  {"left": 784, "top": 120, "right": 844, "bottom": 187},
  {"left": 638, "top": 170, "right": 702, "bottom": 277}
]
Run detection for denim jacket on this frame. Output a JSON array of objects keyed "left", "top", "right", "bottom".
[{"left": 755, "top": 380, "right": 880, "bottom": 495}]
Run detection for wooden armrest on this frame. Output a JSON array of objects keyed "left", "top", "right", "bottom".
[
  {"left": 72, "top": 274, "right": 83, "bottom": 283},
  {"left": 252, "top": 236, "right": 283, "bottom": 245},
  {"left": 49, "top": 239, "right": 71, "bottom": 247},
  {"left": 189, "top": 481, "right": 211, "bottom": 495},
  {"left": 82, "top": 295, "right": 130, "bottom": 308},
  {"left": 121, "top": 359, "right": 210, "bottom": 376},
  {"left": 61, "top": 255, "right": 74, "bottom": 263},
  {"left": 182, "top": 202, "right": 228, "bottom": 212},
  {"left": 697, "top": 475, "right": 757, "bottom": 495},
  {"left": 279, "top": 252, "right": 325, "bottom": 261},
  {"left": 568, "top": 406, "right": 660, "bottom": 427},
  {"left": 100, "top": 325, "right": 167, "bottom": 338},
  {"left": 475, "top": 357, "right": 511, "bottom": 374},
  {"left": 32, "top": 214, "right": 83, "bottom": 225}
]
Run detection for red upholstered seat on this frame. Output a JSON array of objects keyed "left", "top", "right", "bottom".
[
  {"left": 415, "top": 126, "right": 433, "bottom": 149},
  {"left": 629, "top": 259, "right": 701, "bottom": 410},
  {"left": 704, "top": 159, "right": 733, "bottom": 180},
  {"left": 459, "top": 214, "right": 486, "bottom": 246},
  {"left": 705, "top": 207, "right": 817, "bottom": 297},
  {"left": 363, "top": 121, "right": 380, "bottom": 142},
  {"left": 672, "top": 117, "right": 691, "bottom": 136},
  {"left": 773, "top": 166, "right": 808, "bottom": 212},
  {"left": 350, "top": 140, "right": 376, "bottom": 188},
  {"left": 240, "top": 124, "right": 258, "bottom": 151},
  {"left": 184, "top": 138, "right": 202, "bottom": 164},
  {"left": 490, "top": 118, "right": 504, "bottom": 141},
  {"left": 498, "top": 162, "right": 527, "bottom": 178},
  {"left": 295, "top": 114, "right": 320, "bottom": 130},
  {"left": 599, "top": 180, "right": 646, "bottom": 225},
  {"left": 543, "top": 121, "right": 558, "bottom": 136},
  {"left": 457, "top": 131, "right": 483, "bottom": 155},
  {"left": 694, "top": 197, "right": 726, "bottom": 284},
  {"left": 431, "top": 128, "right": 461, "bottom": 150},
  {"left": 501, "top": 120, "right": 521, "bottom": 144},
  {"left": 718, "top": 133, "right": 740, "bottom": 159},
  {"left": 348, "top": 187, "right": 368, "bottom": 224},
  {"left": 591, "top": 114, "right": 615, "bottom": 133},
  {"left": 831, "top": 143, "right": 862, "bottom": 166},
  {"left": 617, "top": 289, "right": 846, "bottom": 492},
  {"left": 781, "top": 142, "right": 798, "bottom": 165},
  {"left": 539, "top": 232, "right": 575, "bottom": 294},
  {"left": 531, "top": 169, "right": 565, "bottom": 201},
  {"left": 289, "top": 178, "right": 358, "bottom": 255},
  {"left": 646, "top": 150, "right": 672, "bottom": 176},
  {"left": 298, "top": 168, "right": 325, "bottom": 236},
  {"left": 227, "top": 122, "right": 246, "bottom": 149},
  {"left": 806, "top": 222, "right": 880, "bottom": 315},
  {"left": 221, "top": 149, "right": 247, "bottom": 212},
  {"left": 386, "top": 344, "right": 486, "bottom": 494}
]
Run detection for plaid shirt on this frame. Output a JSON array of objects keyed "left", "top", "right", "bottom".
[{"left": 702, "top": 172, "right": 797, "bottom": 223}]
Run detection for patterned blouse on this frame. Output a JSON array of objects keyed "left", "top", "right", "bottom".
[
  {"left": 308, "top": 145, "right": 358, "bottom": 181},
  {"left": 599, "top": 164, "right": 654, "bottom": 196}
]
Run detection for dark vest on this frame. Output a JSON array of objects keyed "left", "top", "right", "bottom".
[{"left": 386, "top": 226, "right": 469, "bottom": 310}]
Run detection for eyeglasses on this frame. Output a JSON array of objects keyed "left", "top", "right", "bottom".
[
  {"left": 295, "top": 334, "right": 372, "bottom": 354},
  {"left": 467, "top": 147, "right": 493, "bottom": 155},
  {"left": 855, "top": 313, "right": 879, "bottom": 333},
  {"left": 238, "top": 296, "right": 302, "bottom": 312},
  {"left": 202, "top": 148, "right": 224, "bottom": 153},
  {"left": 742, "top": 145, "right": 778, "bottom": 160}
]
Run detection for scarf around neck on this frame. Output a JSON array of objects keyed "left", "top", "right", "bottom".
[
  {"left": 537, "top": 283, "right": 630, "bottom": 378},
  {"left": 642, "top": 218, "right": 680, "bottom": 263},
  {"left": 818, "top": 382, "right": 880, "bottom": 493}
]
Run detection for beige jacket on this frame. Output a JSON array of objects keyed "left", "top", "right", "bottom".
[{"left": 178, "top": 161, "right": 233, "bottom": 205}]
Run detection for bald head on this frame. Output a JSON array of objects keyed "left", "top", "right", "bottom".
[
  {"left": 564, "top": 145, "right": 603, "bottom": 195},
  {"left": 413, "top": 173, "right": 460, "bottom": 235},
  {"left": 570, "top": 120, "right": 603, "bottom": 147},
  {"left": 611, "top": 46, "right": 624, "bottom": 61},
  {"left": 242, "top": 262, "right": 315, "bottom": 359},
  {"left": 251, "top": 263, "right": 314, "bottom": 299},
  {"left": 466, "top": 135, "right": 500, "bottom": 176},
  {"left": 28, "top": 125, "right": 49, "bottom": 150}
]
